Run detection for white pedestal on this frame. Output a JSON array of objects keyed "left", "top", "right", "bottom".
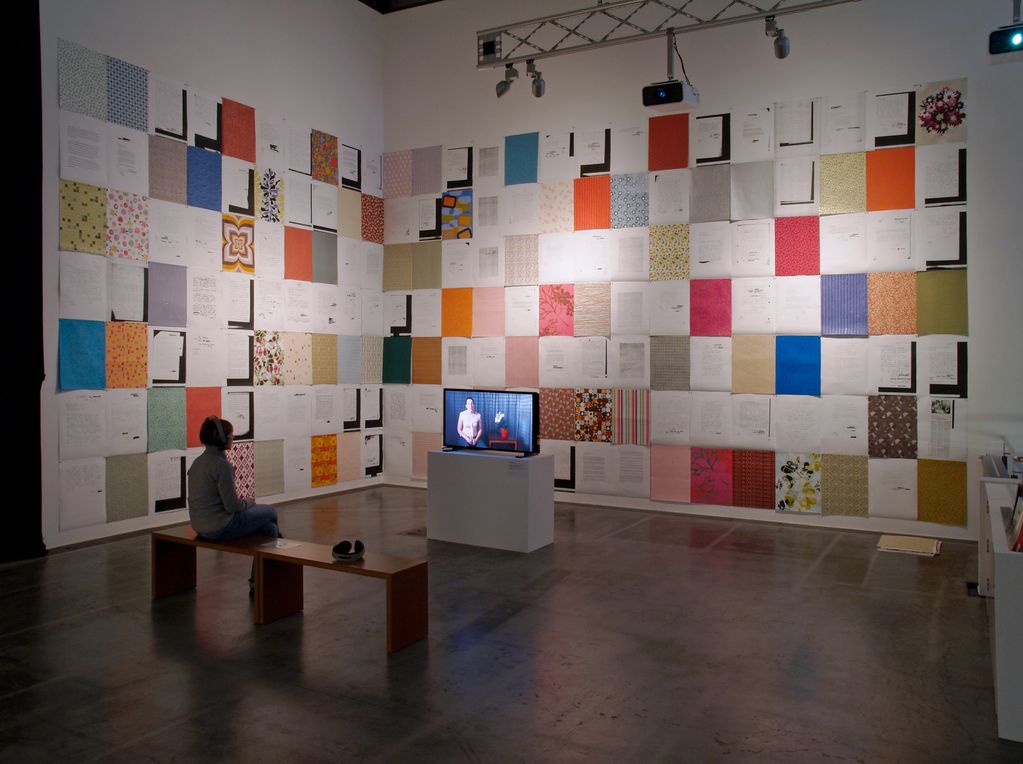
[
  {"left": 427, "top": 450, "right": 554, "bottom": 553},
  {"left": 985, "top": 483, "right": 1023, "bottom": 743}
]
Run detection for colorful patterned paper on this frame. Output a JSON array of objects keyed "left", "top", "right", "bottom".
[
  {"left": 821, "top": 453, "right": 868, "bottom": 517},
  {"left": 732, "top": 449, "right": 776, "bottom": 509},
  {"left": 868, "top": 395, "right": 918, "bottom": 458},
  {"left": 58, "top": 38, "right": 107, "bottom": 120},
  {"left": 60, "top": 180, "right": 106, "bottom": 254},
  {"left": 440, "top": 189, "right": 472, "bottom": 239},
  {"left": 821, "top": 274, "right": 868, "bottom": 336},
  {"left": 147, "top": 387, "right": 186, "bottom": 452},
  {"left": 539, "top": 388, "right": 575, "bottom": 441},
  {"left": 280, "top": 332, "right": 312, "bottom": 385},
  {"left": 311, "top": 333, "right": 338, "bottom": 385},
  {"left": 105, "top": 321, "right": 147, "bottom": 388},
  {"left": 539, "top": 284, "right": 574, "bottom": 336},
  {"left": 867, "top": 272, "right": 917, "bottom": 335},
  {"left": 775, "top": 216, "right": 820, "bottom": 275},
  {"left": 689, "top": 279, "right": 731, "bottom": 336},
  {"left": 611, "top": 173, "right": 649, "bottom": 229},
  {"left": 612, "top": 389, "right": 650, "bottom": 445},
  {"left": 106, "top": 56, "right": 148, "bottom": 132},
  {"left": 819, "top": 152, "right": 866, "bottom": 215},
  {"left": 361, "top": 193, "right": 384, "bottom": 244},
  {"left": 222, "top": 214, "right": 256, "bottom": 274},
  {"left": 311, "top": 434, "right": 338, "bottom": 487},
  {"left": 505, "top": 235, "right": 540, "bottom": 285},
  {"left": 148, "top": 135, "right": 187, "bottom": 204},
  {"left": 648, "top": 224, "right": 690, "bottom": 280},
  {"left": 539, "top": 181, "right": 574, "bottom": 234},
  {"left": 254, "top": 330, "right": 283, "bottom": 385},
  {"left": 575, "top": 388, "right": 613, "bottom": 443},
  {"left": 690, "top": 447, "right": 733, "bottom": 505},
  {"left": 361, "top": 336, "right": 383, "bottom": 384},
  {"left": 258, "top": 168, "right": 284, "bottom": 223},
  {"left": 775, "top": 452, "right": 823, "bottom": 513},
  {"left": 311, "top": 129, "right": 339, "bottom": 186},
  {"left": 383, "top": 150, "right": 413, "bottom": 199},
  {"left": 105, "top": 190, "right": 148, "bottom": 260},
  {"left": 649, "top": 336, "right": 690, "bottom": 391},
  {"left": 226, "top": 441, "right": 255, "bottom": 499},
  {"left": 573, "top": 283, "right": 611, "bottom": 337}
]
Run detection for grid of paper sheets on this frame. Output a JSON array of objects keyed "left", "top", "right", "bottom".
[{"left": 53, "top": 39, "right": 969, "bottom": 531}]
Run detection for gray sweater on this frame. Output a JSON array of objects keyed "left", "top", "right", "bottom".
[{"left": 186, "top": 447, "right": 252, "bottom": 535}]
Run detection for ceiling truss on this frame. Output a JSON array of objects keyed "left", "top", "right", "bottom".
[{"left": 478, "top": 0, "right": 859, "bottom": 68}]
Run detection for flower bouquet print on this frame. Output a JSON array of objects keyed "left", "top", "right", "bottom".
[{"left": 775, "top": 452, "right": 823, "bottom": 513}]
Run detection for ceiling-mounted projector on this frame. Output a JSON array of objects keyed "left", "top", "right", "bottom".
[{"left": 643, "top": 80, "right": 700, "bottom": 112}]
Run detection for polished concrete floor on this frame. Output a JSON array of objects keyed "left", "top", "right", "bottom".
[{"left": 1, "top": 487, "right": 1021, "bottom": 763}]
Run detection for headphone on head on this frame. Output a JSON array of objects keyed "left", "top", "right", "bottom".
[{"left": 206, "top": 416, "right": 229, "bottom": 449}]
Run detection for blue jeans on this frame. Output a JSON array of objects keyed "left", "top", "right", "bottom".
[{"left": 203, "top": 503, "right": 281, "bottom": 541}]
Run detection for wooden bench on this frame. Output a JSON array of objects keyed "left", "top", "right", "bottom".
[{"left": 151, "top": 526, "right": 428, "bottom": 653}]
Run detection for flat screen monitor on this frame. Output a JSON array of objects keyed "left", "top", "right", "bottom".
[{"left": 443, "top": 388, "right": 540, "bottom": 455}]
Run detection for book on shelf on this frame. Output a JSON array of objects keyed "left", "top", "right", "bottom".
[{"left": 1009, "top": 480, "right": 1023, "bottom": 552}]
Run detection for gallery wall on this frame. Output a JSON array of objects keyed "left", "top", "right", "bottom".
[
  {"left": 377, "top": 0, "right": 1023, "bottom": 539},
  {"left": 40, "top": 0, "right": 388, "bottom": 547}
]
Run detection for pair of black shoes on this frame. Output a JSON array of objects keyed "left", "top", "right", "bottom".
[{"left": 332, "top": 540, "right": 365, "bottom": 562}]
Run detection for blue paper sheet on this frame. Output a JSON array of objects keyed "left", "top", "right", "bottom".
[
  {"left": 821, "top": 274, "right": 868, "bottom": 336},
  {"left": 187, "top": 145, "right": 222, "bottom": 211},
  {"left": 776, "top": 335, "right": 821, "bottom": 396},
  {"left": 504, "top": 132, "right": 539, "bottom": 186},
  {"left": 59, "top": 319, "right": 105, "bottom": 390}
]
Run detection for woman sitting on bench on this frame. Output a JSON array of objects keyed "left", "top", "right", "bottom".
[{"left": 187, "top": 416, "right": 281, "bottom": 542}]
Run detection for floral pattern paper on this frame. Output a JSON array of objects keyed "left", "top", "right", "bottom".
[
  {"left": 690, "top": 448, "right": 733, "bottom": 505},
  {"left": 105, "top": 190, "right": 148, "bottom": 260},
  {"left": 648, "top": 224, "right": 690, "bottom": 280},
  {"left": 867, "top": 272, "right": 917, "bottom": 335},
  {"left": 310, "top": 129, "right": 339, "bottom": 186},
  {"left": 539, "top": 284, "right": 574, "bottom": 336},
  {"left": 254, "top": 330, "right": 283, "bottom": 386},
  {"left": 505, "top": 235, "right": 540, "bottom": 286},
  {"left": 611, "top": 173, "right": 649, "bottom": 229},
  {"left": 222, "top": 214, "right": 256, "bottom": 274},
  {"left": 775, "top": 452, "right": 822, "bottom": 513},
  {"left": 383, "top": 150, "right": 413, "bottom": 199},
  {"left": 362, "top": 194, "right": 384, "bottom": 245},
  {"left": 311, "top": 434, "right": 338, "bottom": 487},
  {"left": 105, "top": 321, "right": 148, "bottom": 389},
  {"left": 539, "top": 181, "right": 574, "bottom": 234},
  {"left": 868, "top": 395, "right": 918, "bottom": 458},
  {"left": 257, "top": 168, "right": 283, "bottom": 223},
  {"left": 575, "top": 388, "right": 613, "bottom": 443}
]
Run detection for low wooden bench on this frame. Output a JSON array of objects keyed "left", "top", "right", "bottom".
[{"left": 151, "top": 526, "right": 428, "bottom": 653}]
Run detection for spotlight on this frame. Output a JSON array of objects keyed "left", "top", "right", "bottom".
[
  {"left": 527, "top": 59, "right": 545, "bottom": 98},
  {"left": 765, "top": 16, "right": 790, "bottom": 59},
  {"left": 496, "top": 63, "right": 519, "bottom": 98}
]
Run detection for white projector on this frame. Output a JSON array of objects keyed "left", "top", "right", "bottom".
[{"left": 642, "top": 80, "right": 700, "bottom": 112}]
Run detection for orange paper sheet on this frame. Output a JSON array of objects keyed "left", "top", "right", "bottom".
[
  {"left": 866, "top": 146, "right": 915, "bottom": 211},
  {"left": 412, "top": 337, "right": 442, "bottom": 385},
  {"left": 648, "top": 114, "right": 689, "bottom": 171},
  {"left": 284, "top": 226, "right": 312, "bottom": 281},
  {"left": 441, "top": 287, "right": 473, "bottom": 337},
  {"left": 186, "top": 387, "right": 222, "bottom": 448},
  {"left": 574, "top": 176, "right": 611, "bottom": 231}
]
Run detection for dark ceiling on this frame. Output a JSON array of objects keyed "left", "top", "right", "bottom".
[{"left": 358, "top": 0, "right": 445, "bottom": 13}]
